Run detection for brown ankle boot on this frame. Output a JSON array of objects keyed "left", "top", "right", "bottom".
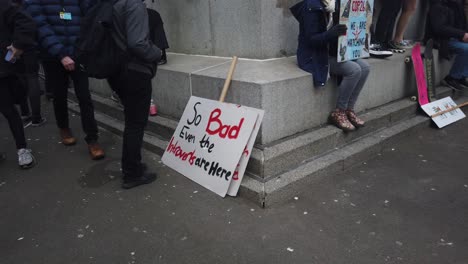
[
  {"left": 60, "top": 128, "right": 77, "bottom": 146},
  {"left": 88, "top": 143, "right": 105, "bottom": 160},
  {"left": 329, "top": 109, "right": 356, "bottom": 132},
  {"left": 345, "top": 110, "right": 365, "bottom": 127}
]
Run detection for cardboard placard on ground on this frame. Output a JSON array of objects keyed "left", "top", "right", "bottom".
[
  {"left": 227, "top": 109, "right": 264, "bottom": 197},
  {"left": 421, "top": 97, "right": 466, "bottom": 128},
  {"left": 162, "top": 96, "right": 264, "bottom": 197},
  {"left": 338, "top": 0, "right": 374, "bottom": 62}
]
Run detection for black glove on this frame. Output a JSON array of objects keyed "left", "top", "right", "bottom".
[{"left": 327, "top": 24, "right": 347, "bottom": 38}]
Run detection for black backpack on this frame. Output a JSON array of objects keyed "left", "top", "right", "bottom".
[{"left": 76, "top": 0, "right": 127, "bottom": 79}]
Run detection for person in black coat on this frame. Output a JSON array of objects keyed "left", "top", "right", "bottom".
[
  {"left": 147, "top": 7, "right": 169, "bottom": 65},
  {"left": 427, "top": 0, "right": 468, "bottom": 90},
  {"left": 12, "top": 0, "right": 46, "bottom": 127},
  {"left": 0, "top": 1, "right": 37, "bottom": 168}
]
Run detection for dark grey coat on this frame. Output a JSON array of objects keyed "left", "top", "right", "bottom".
[{"left": 112, "top": 0, "right": 161, "bottom": 76}]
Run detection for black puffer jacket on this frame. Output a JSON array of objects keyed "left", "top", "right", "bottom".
[
  {"left": 426, "top": 0, "right": 466, "bottom": 59},
  {"left": 0, "top": 3, "right": 36, "bottom": 78}
]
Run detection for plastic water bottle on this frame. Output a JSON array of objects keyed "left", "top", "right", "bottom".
[{"left": 149, "top": 99, "right": 157, "bottom": 116}]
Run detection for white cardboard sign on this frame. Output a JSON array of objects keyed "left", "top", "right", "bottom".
[
  {"left": 162, "top": 96, "right": 264, "bottom": 197},
  {"left": 227, "top": 108, "right": 264, "bottom": 197},
  {"left": 421, "top": 96, "right": 466, "bottom": 128}
]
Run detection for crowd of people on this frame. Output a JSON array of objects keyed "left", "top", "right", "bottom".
[
  {"left": 292, "top": 0, "right": 468, "bottom": 131},
  {"left": 1, "top": 0, "right": 169, "bottom": 189},
  {"left": 1, "top": 0, "right": 468, "bottom": 186}
]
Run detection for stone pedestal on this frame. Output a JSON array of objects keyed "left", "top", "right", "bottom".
[
  {"left": 145, "top": 0, "right": 301, "bottom": 59},
  {"left": 85, "top": 0, "right": 452, "bottom": 205},
  {"left": 145, "top": 0, "right": 428, "bottom": 59}
]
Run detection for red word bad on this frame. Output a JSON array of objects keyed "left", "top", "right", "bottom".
[{"left": 206, "top": 108, "right": 244, "bottom": 139}]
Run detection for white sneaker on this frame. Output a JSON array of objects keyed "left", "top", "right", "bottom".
[{"left": 18, "top": 148, "right": 35, "bottom": 169}]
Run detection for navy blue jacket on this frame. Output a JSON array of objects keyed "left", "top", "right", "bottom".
[
  {"left": 291, "top": 0, "right": 334, "bottom": 87},
  {"left": 23, "top": 0, "right": 93, "bottom": 60}
]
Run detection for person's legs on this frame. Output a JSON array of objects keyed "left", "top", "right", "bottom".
[
  {"left": 70, "top": 69, "right": 99, "bottom": 144},
  {"left": 21, "top": 52, "right": 44, "bottom": 125},
  {"left": 329, "top": 59, "right": 363, "bottom": 110},
  {"left": 70, "top": 68, "right": 104, "bottom": 160},
  {"left": 347, "top": 59, "right": 370, "bottom": 110},
  {"left": 374, "top": 0, "right": 404, "bottom": 44},
  {"left": 42, "top": 60, "right": 70, "bottom": 129},
  {"left": 448, "top": 39, "right": 468, "bottom": 80},
  {"left": 19, "top": 72, "right": 45, "bottom": 126},
  {"left": 0, "top": 77, "right": 27, "bottom": 150},
  {"left": 443, "top": 39, "right": 468, "bottom": 90},
  {"left": 328, "top": 59, "right": 364, "bottom": 131},
  {"left": 19, "top": 98, "right": 30, "bottom": 119},
  {"left": 0, "top": 77, "right": 35, "bottom": 169},
  {"left": 114, "top": 70, "right": 155, "bottom": 187},
  {"left": 39, "top": 63, "right": 53, "bottom": 100},
  {"left": 394, "top": 0, "right": 418, "bottom": 43}
]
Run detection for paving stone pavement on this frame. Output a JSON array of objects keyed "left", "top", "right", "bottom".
[{"left": 1, "top": 102, "right": 467, "bottom": 264}]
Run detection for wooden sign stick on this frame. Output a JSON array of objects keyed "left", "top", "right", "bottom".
[
  {"left": 219, "top": 56, "right": 238, "bottom": 103},
  {"left": 431, "top": 102, "right": 468, "bottom": 118}
]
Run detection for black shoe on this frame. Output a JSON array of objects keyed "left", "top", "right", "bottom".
[
  {"left": 458, "top": 78, "right": 468, "bottom": 89},
  {"left": 369, "top": 43, "right": 393, "bottom": 58},
  {"left": 46, "top": 93, "right": 54, "bottom": 101},
  {"left": 443, "top": 76, "right": 465, "bottom": 91},
  {"left": 122, "top": 173, "right": 157, "bottom": 189},
  {"left": 157, "top": 58, "right": 167, "bottom": 65},
  {"left": 31, "top": 117, "right": 47, "bottom": 127}
]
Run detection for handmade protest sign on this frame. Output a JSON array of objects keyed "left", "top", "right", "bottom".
[
  {"left": 162, "top": 96, "right": 264, "bottom": 197},
  {"left": 227, "top": 108, "right": 264, "bottom": 197},
  {"left": 337, "top": 0, "right": 374, "bottom": 62},
  {"left": 421, "top": 97, "right": 466, "bottom": 128}
]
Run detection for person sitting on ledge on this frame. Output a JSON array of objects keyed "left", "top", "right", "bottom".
[
  {"left": 291, "top": 0, "right": 370, "bottom": 132},
  {"left": 427, "top": 0, "right": 468, "bottom": 91}
]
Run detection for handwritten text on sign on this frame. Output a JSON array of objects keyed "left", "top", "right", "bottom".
[
  {"left": 337, "top": 0, "right": 374, "bottom": 62},
  {"left": 162, "top": 96, "right": 263, "bottom": 197},
  {"left": 421, "top": 96, "right": 466, "bottom": 128}
]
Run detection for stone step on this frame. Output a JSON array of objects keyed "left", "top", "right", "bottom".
[
  {"left": 248, "top": 86, "right": 456, "bottom": 181},
  {"left": 87, "top": 51, "right": 453, "bottom": 147},
  {"left": 72, "top": 85, "right": 453, "bottom": 182},
  {"left": 69, "top": 86, "right": 462, "bottom": 207},
  {"left": 241, "top": 93, "right": 468, "bottom": 207}
]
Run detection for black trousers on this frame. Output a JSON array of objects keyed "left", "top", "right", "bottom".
[
  {"left": 19, "top": 72, "right": 43, "bottom": 122},
  {"left": 0, "top": 76, "right": 27, "bottom": 149},
  {"left": 374, "top": 0, "right": 403, "bottom": 43},
  {"left": 42, "top": 60, "right": 98, "bottom": 143},
  {"left": 108, "top": 69, "right": 152, "bottom": 179},
  {"left": 18, "top": 52, "right": 43, "bottom": 122}
]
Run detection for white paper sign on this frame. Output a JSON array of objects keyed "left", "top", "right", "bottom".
[
  {"left": 227, "top": 109, "right": 264, "bottom": 197},
  {"left": 421, "top": 96, "right": 466, "bottom": 128},
  {"left": 162, "top": 96, "right": 263, "bottom": 197}
]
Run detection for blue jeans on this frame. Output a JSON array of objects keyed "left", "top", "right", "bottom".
[
  {"left": 329, "top": 58, "right": 370, "bottom": 110},
  {"left": 448, "top": 39, "right": 468, "bottom": 79}
]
